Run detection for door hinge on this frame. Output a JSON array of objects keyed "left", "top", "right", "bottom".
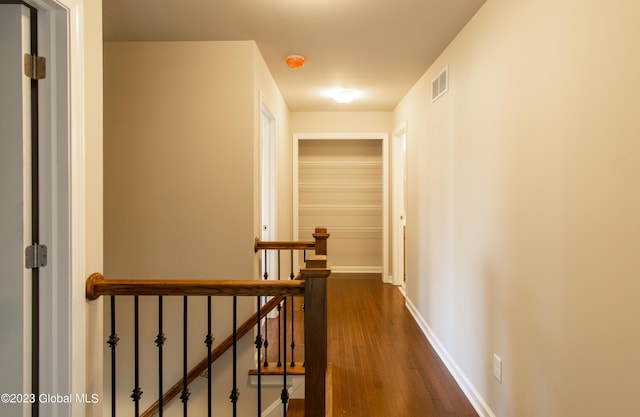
[
  {"left": 24, "top": 53, "right": 46, "bottom": 80},
  {"left": 25, "top": 244, "right": 47, "bottom": 269}
]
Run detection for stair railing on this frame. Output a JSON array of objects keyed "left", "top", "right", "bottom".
[
  {"left": 86, "top": 227, "right": 330, "bottom": 417},
  {"left": 252, "top": 227, "right": 330, "bottom": 416}
]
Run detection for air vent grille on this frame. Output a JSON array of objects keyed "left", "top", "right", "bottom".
[{"left": 431, "top": 66, "right": 448, "bottom": 102}]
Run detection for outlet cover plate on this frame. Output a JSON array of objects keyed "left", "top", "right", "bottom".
[{"left": 493, "top": 354, "right": 502, "bottom": 383}]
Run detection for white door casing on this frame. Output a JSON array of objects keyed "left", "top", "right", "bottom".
[
  {"left": 392, "top": 123, "right": 408, "bottom": 288},
  {"left": 34, "top": 0, "right": 89, "bottom": 414},
  {"left": 0, "top": 0, "right": 88, "bottom": 415}
]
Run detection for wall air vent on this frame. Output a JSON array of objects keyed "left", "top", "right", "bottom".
[{"left": 431, "top": 66, "right": 448, "bottom": 102}]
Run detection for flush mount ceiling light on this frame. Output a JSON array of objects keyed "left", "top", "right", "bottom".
[
  {"left": 330, "top": 89, "right": 357, "bottom": 104},
  {"left": 286, "top": 54, "right": 305, "bottom": 69}
]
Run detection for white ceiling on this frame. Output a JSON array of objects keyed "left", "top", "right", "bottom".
[{"left": 103, "top": 0, "right": 486, "bottom": 112}]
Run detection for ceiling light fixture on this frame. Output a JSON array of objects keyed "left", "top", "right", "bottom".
[
  {"left": 286, "top": 54, "right": 305, "bottom": 69},
  {"left": 331, "top": 89, "right": 357, "bottom": 104}
]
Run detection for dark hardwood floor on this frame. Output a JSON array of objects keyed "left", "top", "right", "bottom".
[
  {"left": 262, "top": 274, "right": 479, "bottom": 416},
  {"left": 327, "top": 274, "right": 478, "bottom": 417}
]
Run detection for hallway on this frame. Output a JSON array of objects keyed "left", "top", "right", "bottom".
[{"left": 327, "top": 275, "right": 478, "bottom": 417}]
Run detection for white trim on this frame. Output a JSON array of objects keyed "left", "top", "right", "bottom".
[
  {"left": 404, "top": 297, "right": 496, "bottom": 417},
  {"left": 293, "top": 133, "right": 389, "bottom": 282},
  {"left": 260, "top": 93, "right": 277, "bottom": 241},
  {"left": 25, "top": 0, "right": 86, "bottom": 415},
  {"left": 67, "top": 1, "right": 87, "bottom": 412},
  {"left": 260, "top": 376, "right": 304, "bottom": 417},
  {"left": 391, "top": 122, "right": 407, "bottom": 288},
  {"left": 331, "top": 266, "right": 383, "bottom": 274}
]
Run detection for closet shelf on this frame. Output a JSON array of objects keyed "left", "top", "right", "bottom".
[
  {"left": 299, "top": 183, "right": 382, "bottom": 190},
  {"left": 299, "top": 204, "right": 382, "bottom": 210},
  {"left": 298, "top": 160, "right": 382, "bottom": 167}
]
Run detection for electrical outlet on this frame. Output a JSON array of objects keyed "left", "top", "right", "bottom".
[{"left": 493, "top": 354, "right": 502, "bottom": 383}]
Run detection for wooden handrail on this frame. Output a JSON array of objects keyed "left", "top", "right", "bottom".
[
  {"left": 254, "top": 226, "right": 330, "bottom": 256},
  {"left": 254, "top": 238, "right": 315, "bottom": 252},
  {"left": 85, "top": 273, "right": 304, "bottom": 416},
  {"left": 86, "top": 273, "right": 304, "bottom": 300}
]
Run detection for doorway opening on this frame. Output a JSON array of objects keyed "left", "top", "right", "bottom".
[{"left": 293, "top": 133, "right": 389, "bottom": 280}]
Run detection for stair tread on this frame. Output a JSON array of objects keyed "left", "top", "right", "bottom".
[
  {"left": 248, "top": 362, "right": 305, "bottom": 375},
  {"left": 287, "top": 399, "right": 305, "bottom": 417}
]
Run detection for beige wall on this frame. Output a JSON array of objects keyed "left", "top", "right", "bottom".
[
  {"left": 291, "top": 111, "right": 391, "bottom": 134},
  {"left": 104, "top": 41, "right": 256, "bottom": 279},
  {"left": 393, "top": 0, "right": 640, "bottom": 415},
  {"left": 104, "top": 40, "right": 290, "bottom": 277}
]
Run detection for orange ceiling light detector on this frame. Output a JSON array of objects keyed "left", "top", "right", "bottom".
[{"left": 286, "top": 54, "right": 305, "bottom": 69}]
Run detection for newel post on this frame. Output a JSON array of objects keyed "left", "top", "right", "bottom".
[
  {"left": 313, "top": 227, "right": 330, "bottom": 256},
  {"left": 302, "top": 247, "right": 331, "bottom": 417}
]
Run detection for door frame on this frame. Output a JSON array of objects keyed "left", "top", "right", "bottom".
[
  {"left": 392, "top": 122, "right": 408, "bottom": 289},
  {"left": 25, "top": 0, "right": 87, "bottom": 412},
  {"left": 260, "top": 96, "right": 277, "bottom": 243},
  {"left": 260, "top": 95, "right": 279, "bottom": 286},
  {"left": 293, "top": 132, "right": 389, "bottom": 282}
]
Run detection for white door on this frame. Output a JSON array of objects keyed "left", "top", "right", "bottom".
[{"left": 0, "top": 5, "right": 34, "bottom": 416}]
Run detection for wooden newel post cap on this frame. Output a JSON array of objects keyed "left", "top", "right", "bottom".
[{"left": 312, "top": 227, "right": 330, "bottom": 256}]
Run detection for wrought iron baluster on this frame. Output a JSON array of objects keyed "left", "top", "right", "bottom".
[
  {"left": 230, "top": 296, "right": 239, "bottom": 417},
  {"left": 289, "top": 250, "right": 296, "bottom": 282},
  {"left": 132, "top": 296, "right": 143, "bottom": 415},
  {"left": 302, "top": 300, "right": 306, "bottom": 368},
  {"left": 290, "top": 250, "right": 296, "bottom": 368},
  {"left": 181, "top": 296, "right": 190, "bottom": 416},
  {"left": 255, "top": 296, "right": 263, "bottom": 417},
  {"left": 263, "top": 251, "right": 269, "bottom": 367},
  {"left": 281, "top": 297, "right": 289, "bottom": 416},
  {"left": 277, "top": 249, "right": 282, "bottom": 282},
  {"left": 156, "top": 296, "right": 166, "bottom": 417},
  {"left": 108, "top": 296, "right": 119, "bottom": 417},
  {"left": 205, "top": 296, "right": 213, "bottom": 417},
  {"left": 290, "top": 294, "right": 296, "bottom": 368},
  {"left": 277, "top": 250, "right": 283, "bottom": 367}
]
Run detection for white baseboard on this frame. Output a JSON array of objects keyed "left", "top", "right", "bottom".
[
  {"left": 397, "top": 285, "right": 406, "bottom": 298},
  {"left": 330, "top": 266, "right": 383, "bottom": 274},
  {"left": 262, "top": 397, "right": 284, "bottom": 417},
  {"left": 261, "top": 375, "right": 305, "bottom": 417},
  {"left": 404, "top": 298, "right": 497, "bottom": 417}
]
